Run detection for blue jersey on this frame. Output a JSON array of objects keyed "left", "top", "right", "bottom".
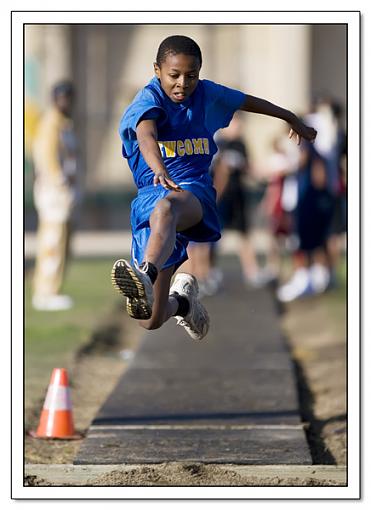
[{"left": 119, "top": 77, "right": 246, "bottom": 188}]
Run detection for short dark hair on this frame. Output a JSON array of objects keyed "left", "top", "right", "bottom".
[
  {"left": 156, "top": 35, "right": 202, "bottom": 67},
  {"left": 52, "top": 80, "right": 74, "bottom": 99}
]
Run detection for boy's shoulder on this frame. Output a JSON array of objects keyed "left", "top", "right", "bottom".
[
  {"left": 200, "top": 78, "right": 216, "bottom": 87},
  {"left": 136, "top": 77, "right": 164, "bottom": 106},
  {"left": 197, "top": 79, "right": 231, "bottom": 102}
]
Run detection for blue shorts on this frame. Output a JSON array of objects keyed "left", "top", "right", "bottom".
[
  {"left": 130, "top": 173, "right": 221, "bottom": 271},
  {"left": 296, "top": 186, "right": 335, "bottom": 252}
]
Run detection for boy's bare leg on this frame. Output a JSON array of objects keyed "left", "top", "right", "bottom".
[
  {"left": 238, "top": 234, "right": 260, "bottom": 281},
  {"left": 138, "top": 191, "right": 209, "bottom": 336},
  {"left": 112, "top": 190, "right": 206, "bottom": 332},
  {"left": 139, "top": 264, "right": 210, "bottom": 340},
  {"left": 144, "top": 190, "right": 203, "bottom": 271},
  {"left": 138, "top": 266, "right": 178, "bottom": 330}
]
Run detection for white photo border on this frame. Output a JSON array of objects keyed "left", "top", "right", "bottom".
[{"left": 11, "top": 9, "right": 360, "bottom": 501}]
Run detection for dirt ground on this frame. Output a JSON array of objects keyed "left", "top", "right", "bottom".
[
  {"left": 25, "top": 307, "right": 143, "bottom": 465},
  {"left": 282, "top": 294, "right": 347, "bottom": 466},
  {"left": 25, "top": 288, "right": 346, "bottom": 486}
]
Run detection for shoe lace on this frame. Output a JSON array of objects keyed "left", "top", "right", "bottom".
[{"left": 137, "top": 261, "right": 148, "bottom": 274}]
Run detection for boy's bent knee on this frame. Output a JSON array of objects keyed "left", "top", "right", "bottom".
[{"left": 151, "top": 198, "right": 175, "bottom": 222}]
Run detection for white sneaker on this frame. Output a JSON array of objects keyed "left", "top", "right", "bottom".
[
  {"left": 309, "top": 264, "right": 330, "bottom": 294},
  {"left": 170, "top": 273, "right": 210, "bottom": 340},
  {"left": 111, "top": 259, "right": 154, "bottom": 320},
  {"left": 276, "top": 268, "right": 313, "bottom": 303},
  {"left": 32, "top": 294, "right": 74, "bottom": 311}
]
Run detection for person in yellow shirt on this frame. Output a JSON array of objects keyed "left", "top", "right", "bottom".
[{"left": 32, "top": 81, "right": 78, "bottom": 311}]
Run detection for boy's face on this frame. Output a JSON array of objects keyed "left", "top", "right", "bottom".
[{"left": 154, "top": 53, "right": 201, "bottom": 103}]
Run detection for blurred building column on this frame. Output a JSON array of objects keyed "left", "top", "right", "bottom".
[
  {"left": 43, "top": 25, "right": 73, "bottom": 94},
  {"left": 25, "top": 26, "right": 44, "bottom": 158},
  {"left": 211, "top": 25, "right": 243, "bottom": 87},
  {"left": 25, "top": 26, "right": 43, "bottom": 102},
  {"left": 25, "top": 25, "right": 73, "bottom": 226},
  {"left": 25, "top": 25, "right": 73, "bottom": 107},
  {"left": 311, "top": 25, "right": 346, "bottom": 110},
  {"left": 239, "top": 25, "right": 311, "bottom": 167}
]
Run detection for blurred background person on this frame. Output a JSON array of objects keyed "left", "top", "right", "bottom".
[
  {"left": 324, "top": 99, "right": 347, "bottom": 288},
  {"left": 184, "top": 113, "right": 269, "bottom": 296},
  {"left": 261, "top": 134, "right": 301, "bottom": 282},
  {"left": 31, "top": 80, "right": 80, "bottom": 311},
  {"left": 212, "top": 113, "right": 273, "bottom": 288},
  {"left": 277, "top": 97, "right": 346, "bottom": 302},
  {"left": 183, "top": 241, "right": 217, "bottom": 297}
]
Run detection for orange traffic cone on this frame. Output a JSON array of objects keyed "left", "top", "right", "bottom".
[{"left": 29, "top": 368, "right": 81, "bottom": 440}]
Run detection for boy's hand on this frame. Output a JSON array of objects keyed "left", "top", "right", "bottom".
[
  {"left": 288, "top": 117, "right": 317, "bottom": 145},
  {"left": 154, "top": 171, "right": 183, "bottom": 192}
]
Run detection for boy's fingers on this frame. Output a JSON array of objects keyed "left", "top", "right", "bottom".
[
  {"left": 160, "top": 177, "right": 176, "bottom": 191},
  {"left": 288, "top": 128, "right": 302, "bottom": 145},
  {"left": 153, "top": 173, "right": 183, "bottom": 191},
  {"left": 165, "top": 177, "right": 183, "bottom": 191},
  {"left": 155, "top": 174, "right": 169, "bottom": 188},
  {"left": 159, "top": 175, "right": 169, "bottom": 189}
]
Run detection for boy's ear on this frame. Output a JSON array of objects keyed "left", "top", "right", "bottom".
[{"left": 153, "top": 62, "right": 161, "bottom": 78}]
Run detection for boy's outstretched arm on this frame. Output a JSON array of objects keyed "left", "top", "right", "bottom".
[{"left": 240, "top": 94, "right": 317, "bottom": 145}]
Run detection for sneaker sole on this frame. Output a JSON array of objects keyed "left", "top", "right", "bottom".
[{"left": 111, "top": 260, "right": 152, "bottom": 320}]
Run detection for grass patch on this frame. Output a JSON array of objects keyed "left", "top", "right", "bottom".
[
  {"left": 24, "top": 257, "right": 126, "bottom": 407},
  {"left": 321, "top": 258, "right": 347, "bottom": 337}
]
